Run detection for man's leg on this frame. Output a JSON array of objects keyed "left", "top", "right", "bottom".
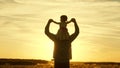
[{"left": 54, "top": 59, "right": 70, "bottom": 68}]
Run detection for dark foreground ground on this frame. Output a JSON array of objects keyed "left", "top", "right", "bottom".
[{"left": 0, "top": 59, "right": 120, "bottom": 68}]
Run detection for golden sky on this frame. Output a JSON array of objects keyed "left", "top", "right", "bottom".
[{"left": 0, "top": 0, "right": 120, "bottom": 62}]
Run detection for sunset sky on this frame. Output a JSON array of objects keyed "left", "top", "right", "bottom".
[{"left": 0, "top": 0, "right": 120, "bottom": 62}]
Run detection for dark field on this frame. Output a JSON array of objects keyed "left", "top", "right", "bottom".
[{"left": 0, "top": 59, "right": 120, "bottom": 68}]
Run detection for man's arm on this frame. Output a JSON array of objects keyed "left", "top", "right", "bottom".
[
  {"left": 69, "top": 18, "right": 79, "bottom": 42},
  {"left": 45, "top": 19, "right": 56, "bottom": 41}
]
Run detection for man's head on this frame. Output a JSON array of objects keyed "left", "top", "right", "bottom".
[{"left": 60, "top": 15, "right": 68, "bottom": 22}]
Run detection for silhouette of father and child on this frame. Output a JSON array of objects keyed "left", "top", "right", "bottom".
[{"left": 45, "top": 15, "right": 79, "bottom": 68}]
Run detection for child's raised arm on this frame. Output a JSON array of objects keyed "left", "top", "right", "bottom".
[
  {"left": 66, "top": 19, "right": 72, "bottom": 24},
  {"left": 52, "top": 20, "right": 60, "bottom": 24}
]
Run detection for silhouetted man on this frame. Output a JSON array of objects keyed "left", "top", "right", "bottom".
[{"left": 45, "top": 15, "right": 79, "bottom": 68}]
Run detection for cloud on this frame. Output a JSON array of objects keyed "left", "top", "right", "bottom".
[
  {"left": 72, "top": 0, "right": 120, "bottom": 2},
  {"left": 107, "top": 0, "right": 120, "bottom": 2},
  {"left": 0, "top": 0, "right": 19, "bottom": 4}
]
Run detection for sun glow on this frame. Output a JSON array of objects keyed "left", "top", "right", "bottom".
[{"left": 0, "top": 0, "right": 120, "bottom": 62}]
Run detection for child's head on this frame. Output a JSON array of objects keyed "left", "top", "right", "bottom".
[{"left": 60, "top": 15, "right": 68, "bottom": 22}]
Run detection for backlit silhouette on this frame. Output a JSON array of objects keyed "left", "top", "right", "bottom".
[{"left": 45, "top": 15, "right": 79, "bottom": 68}]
